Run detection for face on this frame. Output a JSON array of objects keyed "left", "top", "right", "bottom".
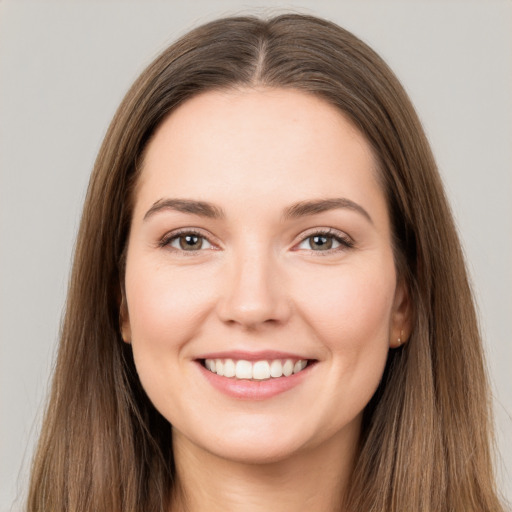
[{"left": 121, "top": 88, "right": 410, "bottom": 464}]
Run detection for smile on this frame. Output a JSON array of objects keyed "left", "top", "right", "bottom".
[{"left": 203, "top": 358, "right": 309, "bottom": 380}]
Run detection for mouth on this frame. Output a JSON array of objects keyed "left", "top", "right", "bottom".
[
  {"left": 200, "top": 357, "right": 315, "bottom": 381},
  {"left": 196, "top": 353, "right": 318, "bottom": 400}
]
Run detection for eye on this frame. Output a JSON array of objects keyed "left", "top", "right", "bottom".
[
  {"left": 296, "top": 230, "right": 353, "bottom": 252},
  {"left": 165, "top": 231, "right": 213, "bottom": 251}
]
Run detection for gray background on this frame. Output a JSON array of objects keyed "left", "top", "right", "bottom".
[{"left": 0, "top": 1, "right": 510, "bottom": 510}]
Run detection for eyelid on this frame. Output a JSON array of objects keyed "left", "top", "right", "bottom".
[
  {"left": 159, "top": 227, "right": 220, "bottom": 252},
  {"left": 157, "top": 226, "right": 354, "bottom": 253},
  {"left": 292, "top": 227, "right": 354, "bottom": 252}
]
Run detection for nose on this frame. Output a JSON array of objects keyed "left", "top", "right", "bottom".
[{"left": 216, "top": 249, "right": 291, "bottom": 329}]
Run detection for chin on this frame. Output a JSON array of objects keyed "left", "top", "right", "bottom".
[
  {"left": 208, "top": 436, "right": 307, "bottom": 465},
  {"left": 173, "top": 410, "right": 356, "bottom": 467}
]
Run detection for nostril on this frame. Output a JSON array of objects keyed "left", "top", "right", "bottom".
[{"left": 217, "top": 297, "right": 292, "bottom": 329}]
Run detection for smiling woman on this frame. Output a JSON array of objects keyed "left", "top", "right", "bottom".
[
  {"left": 121, "top": 88, "right": 406, "bottom": 476},
  {"left": 26, "top": 13, "right": 505, "bottom": 512}
]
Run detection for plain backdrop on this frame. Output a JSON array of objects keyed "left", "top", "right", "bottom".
[{"left": 0, "top": 1, "right": 510, "bottom": 510}]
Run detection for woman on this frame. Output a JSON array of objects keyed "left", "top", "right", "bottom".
[{"left": 27, "top": 13, "right": 505, "bottom": 512}]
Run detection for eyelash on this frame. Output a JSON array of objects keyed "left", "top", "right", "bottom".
[
  {"left": 159, "top": 228, "right": 354, "bottom": 255},
  {"left": 159, "top": 228, "right": 215, "bottom": 255},
  {"left": 295, "top": 228, "right": 355, "bottom": 254}
]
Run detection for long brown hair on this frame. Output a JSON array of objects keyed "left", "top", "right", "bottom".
[{"left": 27, "top": 14, "right": 504, "bottom": 512}]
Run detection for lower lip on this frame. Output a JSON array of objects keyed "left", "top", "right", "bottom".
[{"left": 197, "top": 361, "right": 314, "bottom": 400}]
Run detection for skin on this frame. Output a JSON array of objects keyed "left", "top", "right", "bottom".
[{"left": 121, "top": 87, "right": 411, "bottom": 511}]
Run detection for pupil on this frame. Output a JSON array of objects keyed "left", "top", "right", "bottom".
[
  {"left": 312, "top": 235, "right": 332, "bottom": 250},
  {"left": 180, "top": 235, "right": 202, "bottom": 250}
]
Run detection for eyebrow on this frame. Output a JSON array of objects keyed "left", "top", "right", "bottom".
[
  {"left": 283, "top": 198, "right": 373, "bottom": 224},
  {"left": 143, "top": 197, "right": 373, "bottom": 224},
  {"left": 143, "top": 198, "right": 225, "bottom": 221}
]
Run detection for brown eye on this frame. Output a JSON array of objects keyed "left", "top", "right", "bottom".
[
  {"left": 296, "top": 231, "right": 353, "bottom": 252},
  {"left": 309, "top": 235, "right": 333, "bottom": 250},
  {"left": 167, "top": 233, "right": 212, "bottom": 251},
  {"left": 179, "top": 234, "right": 203, "bottom": 250}
]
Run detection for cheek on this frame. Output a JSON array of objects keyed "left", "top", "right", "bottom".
[
  {"left": 293, "top": 262, "right": 396, "bottom": 426},
  {"left": 123, "top": 258, "right": 219, "bottom": 417},
  {"left": 293, "top": 259, "right": 396, "bottom": 354},
  {"left": 125, "top": 260, "right": 216, "bottom": 348},
  {"left": 297, "top": 260, "right": 396, "bottom": 386}
]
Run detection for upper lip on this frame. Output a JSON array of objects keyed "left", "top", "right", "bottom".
[{"left": 195, "top": 350, "right": 314, "bottom": 361}]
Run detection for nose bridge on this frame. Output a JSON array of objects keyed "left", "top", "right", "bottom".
[{"left": 218, "top": 239, "right": 289, "bottom": 328}]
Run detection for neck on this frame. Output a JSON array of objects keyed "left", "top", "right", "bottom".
[{"left": 170, "top": 426, "right": 359, "bottom": 512}]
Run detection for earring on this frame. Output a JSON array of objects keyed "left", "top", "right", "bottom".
[{"left": 397, "top": 329, "right": 404, "bottom": 346}]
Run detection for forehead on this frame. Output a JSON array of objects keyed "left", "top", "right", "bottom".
[{"left": 134, "top": 87, "right": 386, "bottom": 224}]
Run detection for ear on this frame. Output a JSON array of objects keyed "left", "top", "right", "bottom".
[
  {"left": 389, "top": 278, "right": 413, "bottom": 348},
  {"left": 119, "top": 293, "right": 132, "bottom": 344}
]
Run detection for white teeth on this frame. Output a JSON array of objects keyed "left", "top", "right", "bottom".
[
  {"left": 223, "top": 358, "right": 236, "bottom": 378},
  {"left": 293, "top": 360, "right": 307, "bottom": 374},
  {"left": 204, "top": 358, "right": 309, "bottom": 380},
  {"left": 283, "top": 359, "right": 294, "bottom": 377},
  {"left": 235, "top": 360, "right": 253, "bottom": 379},
  {"left": 270, "top": 360, "right": 283, "bottom": 378},
  {"left": 252, "top": 361, "right": 270, "bottom": 380}
]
